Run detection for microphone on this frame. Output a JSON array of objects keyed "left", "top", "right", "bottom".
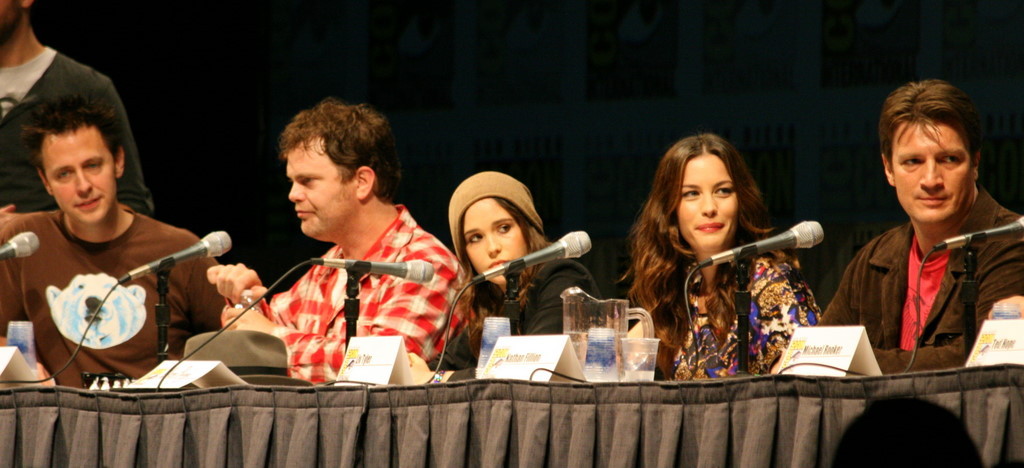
[
  {"left": 118, "top": 231, "right": 232, "bottom": 283},
  {"left": 697, "top": 221, "right": 824, "bottom": 268},
  {"left": 934, "top": 217, "right": 1024, "bottom": 251},
  {"left": 472, "top": 231, "right": 592, "bottom": 283},
  {"left": 0, "top": 231, "right": 39, "bottom": 261},
  {"left": 312, "top": 258, "right": 435, "bottom": 283}
]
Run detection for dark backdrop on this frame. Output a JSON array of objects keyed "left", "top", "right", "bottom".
[
  {"left": 30, "top": 1, "right": 317, "bottom": 282},
  {"left": 28, "top": 1, "right": 1024, "bottom": 306}
]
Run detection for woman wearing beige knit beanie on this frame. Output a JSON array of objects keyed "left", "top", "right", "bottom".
[{"left": 410, "top": 171, "right": 601, "bottom": 382}]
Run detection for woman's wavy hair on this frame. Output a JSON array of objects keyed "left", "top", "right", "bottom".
[
  {"left": 455, "top": 198, "right": 550, "bottom": 355},
  {"left": 626, "top": 133, "right": 779, "bottom": 377}
]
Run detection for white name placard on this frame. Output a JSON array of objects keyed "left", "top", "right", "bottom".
[
  {"left": 127, "top": 360, "right": 246, "bottom": 389},
  {"left": 336, "top": 336, "right": 412, "bottom": 385},
  {"left": 966, "top": 319, "right": 1024, "bottom": 367},
  {"left": 0, "top": 347, "right": 37, "bottom": 387},
  {"left": 479, "top": 335, "right": 585, "bottom": 382},
  {"left": 778, "top": 326, "right": 881, "bottom": 377}
]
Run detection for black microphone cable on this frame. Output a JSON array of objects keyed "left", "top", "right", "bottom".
[
  {"left": 321, "top": 275, "right": 476, "bottom": 386},
  {"left": 682, "top": 263, "right": 701, "bottom": 320},
  {"left": 777, "top": 362, "right": 870, "bottom": 377},
  {"left": 420, "top": 280, "right": 476, "bottom": 384},
  {"left": 154, "top": 259, "right": 316, "bottom": 390},
  {"left": 318, "top": 378, "right": 376, "bottom": 387},
  {"left": 529, "top": 367, "right": 587, "bottom": 382},
  {"left": 901, "top": 244, "right": 937, "bottom": 372},
  {"left": 424, "top": 232, "right": 591, "bottom": 384},
  {"left": 0, "top": 284, "right": 118, "bottom": 386}
]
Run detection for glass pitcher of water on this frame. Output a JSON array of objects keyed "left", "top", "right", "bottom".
[{"left": 561, "top": 287, "right": 654, "bottom": 381}]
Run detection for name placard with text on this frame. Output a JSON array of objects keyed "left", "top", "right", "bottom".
[
  {"left": 778, "top": 326, "right": 881, "bottom": 377},
  {"left": 480, "top": 335, "right": 585, "bottom": 382},
  {"left": 336, "top": 336, "right": 412, "bottom": 385},
  {"left": 967, "top": 320, "right": 1024, "bottom": 367},
  {"left": 127, "top": 360, "right": 246, "bottom": 389},
  {"left": 0, "top": 347, "right": 36, "bottom": 387}
]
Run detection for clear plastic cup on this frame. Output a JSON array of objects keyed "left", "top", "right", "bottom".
[
  {"left": 621, "top": 337, "right": 659, "bottom": 381},
  {"left": 6, "top": 321, "right": 38, "bottom": 375},
  {"left": 992, "top": 303, "right": 1022, "bottom": 320},
  {"left": 477, "top": 316, "right": 511, "bottom": 377},
  {"left": 583, "top": 327, "right": 618, "bottom": 382}
]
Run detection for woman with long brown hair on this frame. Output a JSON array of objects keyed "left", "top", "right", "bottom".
[
  {"left": 627, "top": 133, "right": 819, "bottom": 379},
  {"left": 410, "top": 171, "right": 600, "bottom": 382}
]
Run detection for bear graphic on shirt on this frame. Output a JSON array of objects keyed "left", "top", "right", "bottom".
[{"left": 47, "top": 273, "right": 147, "bottom": 349}]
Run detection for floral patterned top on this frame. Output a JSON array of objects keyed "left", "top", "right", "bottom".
[{"left": 673, "top": 257, "right": 820, "bottom": 379}]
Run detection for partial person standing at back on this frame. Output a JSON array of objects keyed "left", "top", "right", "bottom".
[{"left": 0, "top": 0, "right": 153, "bottom": 227}]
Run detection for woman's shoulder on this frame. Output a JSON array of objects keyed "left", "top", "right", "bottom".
[
  {"left": 751, "top": 256, "right": 818, "bottom": 301},
  {"left": 537, "top": 258, "right": 591, "bottom": 275},
  {"left": 752, "top": 256, "right": 799, "bottom": 283},
  {"left": 536, "top": 259, "right": 596, "bottom": 282},
  {"left": 533, "top": 259, "right": 601, "bottom": 294}
]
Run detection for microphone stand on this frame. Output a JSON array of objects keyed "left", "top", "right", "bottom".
[
  {"left": 503, "top": 274, "right": 522, "bottom": 335},
  {"left": 733, "top": 258, "right": 751, "bottom": 376},
  {"left": 155, "top": 270, "right": 171, "bottom": 363},
  {"left": 343, "top": 270, "right": 363, "bottom": 353},
  {"left": 962, "top": 245, "right": 978, "bottom": 361}
]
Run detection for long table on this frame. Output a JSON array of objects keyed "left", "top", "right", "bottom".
[{"left": 2, "top": 365, "right": 1023, "bottom": 467}]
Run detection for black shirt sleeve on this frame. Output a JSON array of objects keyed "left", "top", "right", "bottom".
[{"left": 521, "top": 259, "right": 601, "bottom": 336}]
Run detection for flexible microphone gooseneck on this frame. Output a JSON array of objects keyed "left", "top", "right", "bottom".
[
  {"left": 1, "top": 232, "right": 232, "bottom": 387},
  {"left": 470, "top": 231, "right": 592, "bottom": 285},
  {"left": 903, "top": 219, "right": 1024, "bottom": 373},
  {"left": 685, "top": 221, "right": 825, "bottom": 317},
  {"left": 119, "top": 231, "right": 232, "bottom": 284},
  {"left": 933, "top": 217, "right": 1024, "bottom": 251},
  {"left": 311, "top": 258, "right": 435, "bottom": 283},
  {"left": 428, "top": 231, "right": 594, "bottom": 383},
  {"left": 155, "top": 259, "right": 316, "bottom": 389},
  {"left": 682, "top": 221, "right": 825, "bottom": 376},
  {"left": 697, "top": 221, "right": 824, "bottom": 269}
]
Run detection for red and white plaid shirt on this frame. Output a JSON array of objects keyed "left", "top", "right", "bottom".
[{"left": 261, "top": 206, "right": 460, "bottom": 383}]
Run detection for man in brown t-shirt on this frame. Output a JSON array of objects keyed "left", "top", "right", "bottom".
[{"left": 0, "top": 96, "right": 222, "bottom": 387}]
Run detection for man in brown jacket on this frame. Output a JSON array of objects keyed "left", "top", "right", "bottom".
[{"left": 821, "top": 79, "right": 1024, "bottom": 374}]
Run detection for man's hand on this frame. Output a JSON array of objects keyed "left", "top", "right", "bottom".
[
  {"left": 36, "top": 362, "right": 54, "bottom": 386},
  {"left": 0, "top": 204, "right": 18, "bottom": 228},
  {"left": 1, "top": 335, "right": 54, "bottom": 385},
  {"left": 221, "top": 305, "right": 278, "bottom": 333},
  {"left": 207, "top": 263, "right": 264, "bottom": 303},
  {"left": 408, "top": 352, "right": 445, "bottom": 384}
]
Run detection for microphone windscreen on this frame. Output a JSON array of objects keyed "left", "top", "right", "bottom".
[
  {"left": 12, "top": 231, "right": 39, "bottom": 258},
  {"left": 202, "top": 231, "right": 232, "bottom": 257},
  {"left": 405, "top": 260, "right": 434, "bottom": 283},
  {"left": 791, "top": 221, "right": 824, "bottom": 249},
  {"left": 562, "top": 231, "right": 592, "bottom": 258}
]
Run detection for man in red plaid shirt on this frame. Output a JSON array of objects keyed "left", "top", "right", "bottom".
[{"left": 207, "top": 98, "right": 460, "bottom": 383}]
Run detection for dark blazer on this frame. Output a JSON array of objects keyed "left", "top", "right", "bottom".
[{"left": 822, "top": 188, "right": 1024, "bottom": 373}]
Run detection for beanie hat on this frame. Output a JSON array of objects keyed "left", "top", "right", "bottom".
[{"left": 448, "top": 171, "right": 543, "bottom": 263}]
